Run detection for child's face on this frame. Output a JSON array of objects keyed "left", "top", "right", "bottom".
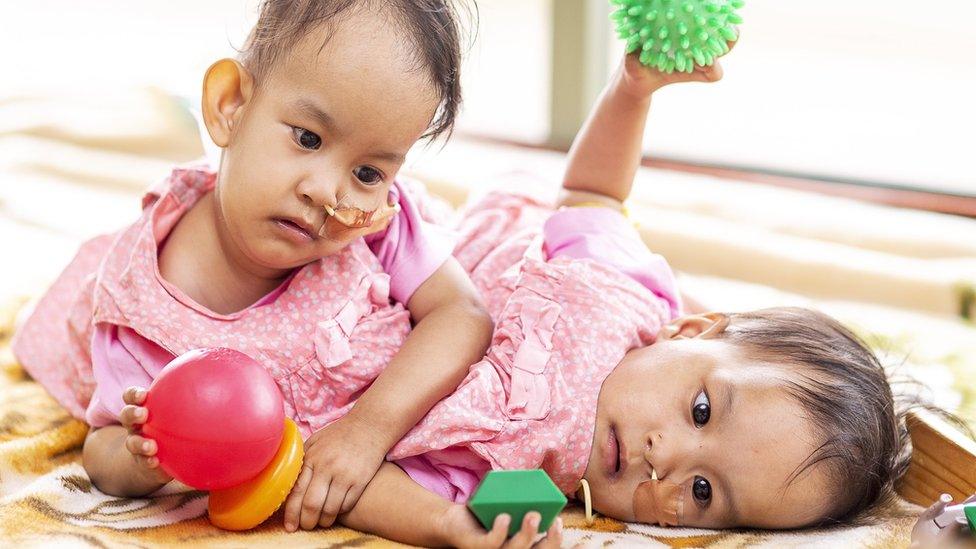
[
  {"left": 209, "top": 10, "right": 439, "bottom": 273},
  {"left": 584, "top": 332, "right": 834, "bottom": 529}
]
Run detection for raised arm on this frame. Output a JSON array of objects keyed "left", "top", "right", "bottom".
[{"left": 559, "top": 53, "right": 726, "bottom": 208}]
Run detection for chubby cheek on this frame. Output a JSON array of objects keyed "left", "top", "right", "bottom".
[
  {"left": 217, "top": 183, "right": 261, "bottom": 237},
  {"left": 590, "top": 480, "right": 638, "bottom": 522}
]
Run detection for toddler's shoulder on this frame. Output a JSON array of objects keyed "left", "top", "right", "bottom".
[{"left": 142, "top": 162, "right": 217, "bottom": 210}]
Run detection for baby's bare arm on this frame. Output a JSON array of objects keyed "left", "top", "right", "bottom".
[
  {"left": 338, "top": 462, "right": 562, "bottom": 548},
  {"left": 560, "top": 54, "right": 726, "bottom": 209},
  {"left": 283, "top": 257, "right": 493, "bottom": 530},
  {"left": 82, "top": 425, "right": 170, "bottom": 497},
  {"left": 349, "top": 256, "right": 492, "bottom": 448}
]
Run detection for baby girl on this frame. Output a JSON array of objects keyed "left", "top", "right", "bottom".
[
  {"left": 329, "top": 53, "right": 915, "bottom": 547},
  {"left": 12, "top": 0, "right": 493, "bottom": 532}
]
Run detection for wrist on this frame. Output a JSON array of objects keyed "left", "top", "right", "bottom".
[
  {"left": 613, "top": 64, "right": 663, "bottom": 101},
  {"left": 338, "top": 410, "right": 396, "bottom": 454},
  {"left": 433, "top": 504, "right": 467, "bottom": 547}
]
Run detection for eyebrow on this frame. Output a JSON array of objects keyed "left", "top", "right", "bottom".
[
  {"left": 723, "top": 383, "right": 735, "bottom": 420},
  {"left": 717, "top": 383, "right": 740, "bottom": 524},
  {"left": 294, "top": 99, "right": 335, "bottom": 131},
  {"left": 368, "top": 150, "right": 406, "bottom": 164}
]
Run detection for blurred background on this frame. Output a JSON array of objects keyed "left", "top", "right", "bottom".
[
  {"left": 3, "top": 0, "right": 974, "bottom": 197},
  {"left": 1, "top": 1, "right": 976, "bottom": 424}
]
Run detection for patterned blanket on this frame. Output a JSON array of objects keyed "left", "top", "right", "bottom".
[{"left": 0, "top": 298, "right": 920, "bottom": 548}]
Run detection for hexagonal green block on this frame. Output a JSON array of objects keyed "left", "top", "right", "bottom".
[
  {"left": 966, "top": 504, "right": 976, "bottom": 533},
  {"left": 467, "top": 470, "right": 568, "bottom": 537}
]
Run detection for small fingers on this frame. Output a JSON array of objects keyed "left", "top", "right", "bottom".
[
  {"left": 299, "top": 474, "right": 331, "bottom": 530},
  {"left": 505, "top": 512, "right": 540, "bottom": 548},
  {"left": 321, "top": 483, "right": 347, "bottom": 519},
  {"left": 535, "top": 518, "right": 563, "bottom": 549},
  {"left": 283, "top": 466, "right": 313, "bottom": 532},
  {"left": 122, "top": 386, "right": 148, "bottom": 406},
  {"left": 338, "top": 484, "right": 366, "bottom": 515},
  {"left": 134, "top": 453, "right": 161, "bottom": 470},
  {"left": 698, "top": 61, "right": 723, "bottom": 82},
  {"left": 119, "top": 405, "right": 148, "bottom": 430},
  {"left": 485, "top": 514, "right": 511, "bottom": 548},
  {"left": 317, "top": 482, "right": 348, "bottom": 528},
  {"left": 124, "top": 434, "right": 158, "bottom": 457}
]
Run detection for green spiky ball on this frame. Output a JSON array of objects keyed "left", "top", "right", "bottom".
[{"left": 610, "top": 0, "right": 743, "bottom": 74}]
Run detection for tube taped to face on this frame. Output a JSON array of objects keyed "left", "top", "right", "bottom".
[
  {"left": 318, "top": 190, "right": 400, "bottom": 239},
  {"left": 633, "top": 479, "right": 682, "bottom": 526}
]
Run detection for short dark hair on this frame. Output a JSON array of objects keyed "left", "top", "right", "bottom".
[
  {"left": 239, "top": 0, "right": 474, "bottom": 140},
  {"left": 721, "top": 307, "right": 965, "bottom": 525}
]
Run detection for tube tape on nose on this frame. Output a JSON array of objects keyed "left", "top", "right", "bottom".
[{"left": 633, "top": 479, "right": 682, "bottom": 526}]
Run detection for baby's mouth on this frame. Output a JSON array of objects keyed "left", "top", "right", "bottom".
[
  {"left": 606, "top": 425, "right": 625, "bottom": 479},
  {"left": 613, "top": 429, "right": 622, "bottom": 475}
]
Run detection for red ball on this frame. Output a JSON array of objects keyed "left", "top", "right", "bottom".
[{"left": 142, "top": 348, "right": 285, "bottom": 490}]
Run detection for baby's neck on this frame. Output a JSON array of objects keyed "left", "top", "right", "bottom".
[{"left": 158, "top": 192, "right": 290, "bottom": 315}]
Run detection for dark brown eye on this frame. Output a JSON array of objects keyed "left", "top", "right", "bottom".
[
  {"left": 292, "top": 127, "right": 321, "bottom": 150},
  {"left": 354, "top": 166, "right": 383, "bottom": 185},
  {"left": 692, "top": 390, "right": 710, "bottom": 427},
  {"left": 693, "top": 476, "right": 712, "bottom": 503}
]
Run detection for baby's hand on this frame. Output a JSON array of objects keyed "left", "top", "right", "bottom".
[
  {"left": 282, "top": 415, "right": 387, "bottom": 531},
  {"left": 618, "top": 38, "right": 736, "bottom": 98},
  {"left": 118, "top": 386, "right": 173, "bottom": 485},
  {"left": 439, "top": 505, "right": 564, "bottom": 549}
]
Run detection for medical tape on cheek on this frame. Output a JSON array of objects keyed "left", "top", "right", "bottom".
[
  {"left": 317, "top": 190, "right": 399, "bottom": 238},
  {"left": 633, "top": 479, "right": 683, "bottom": 526}
]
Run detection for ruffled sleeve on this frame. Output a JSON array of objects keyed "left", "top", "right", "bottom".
[
  {"left": 365, "top": 179, "right": 458, "bottom": 305},
  {"left": 85, "top": 325, "right": 174, "bottom": 427}
]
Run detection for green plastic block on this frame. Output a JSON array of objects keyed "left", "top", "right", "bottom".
[
  {"left": 966, "top": 504, "right": 976, "bottom": 534},
  {"left": 610, "top": 0, "right": 744, "bottom": 73},
  {"left": 467, "top": 470, "right": 568, "bottom": 537}
]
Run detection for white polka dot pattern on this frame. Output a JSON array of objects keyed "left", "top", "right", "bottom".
[
  {"left": 390, "top": 190, "right": 671, "bottom": 494},
  {"left": 12, "top": 165, "right": 411, "bottom": 438}
]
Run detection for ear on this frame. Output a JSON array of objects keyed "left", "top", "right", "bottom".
[
  {"left": 660, "top": 312, "right": 730, "bottom": 340},
  {"left": 201, "top": 59, "right": 254, "bottom": 148}
]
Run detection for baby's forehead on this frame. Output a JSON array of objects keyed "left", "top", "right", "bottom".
[
  {"left": 247, "top": 24, "right": 439, "bottom": 145},
  {"left": 259, "top": 17, "right": 435, "bottom": 99},
  {"left": 275, "top": 9, "right": 419, "bottom": 71}
]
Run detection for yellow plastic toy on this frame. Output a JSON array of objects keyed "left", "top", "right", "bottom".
[{"left": 208, "top": 418, "right": 305, "bottom": 530}]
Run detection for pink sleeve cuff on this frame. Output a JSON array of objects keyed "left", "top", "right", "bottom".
[
  {"left": 366, "top": 180, "right": 458, "bottom": 304},
  {"left": 85, "top": 324, "right": 174, "bottom": 427},
  {"left": 393, "top": 447, "right": 491, "bottom": 504},
  {"left": 543, "top": 207, "right": 682, "bottom": 319}
]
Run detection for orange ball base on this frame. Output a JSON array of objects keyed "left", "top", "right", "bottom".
[{"left": 208, "top": 418, "right": 304, "bottom": 531}]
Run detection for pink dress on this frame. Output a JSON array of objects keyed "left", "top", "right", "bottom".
[
  {"left": 11, "top": 166, "right": 456, "bottom": 438},
  {"left": 393, "top": 187, "right": 679, "bottom": 499}
]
